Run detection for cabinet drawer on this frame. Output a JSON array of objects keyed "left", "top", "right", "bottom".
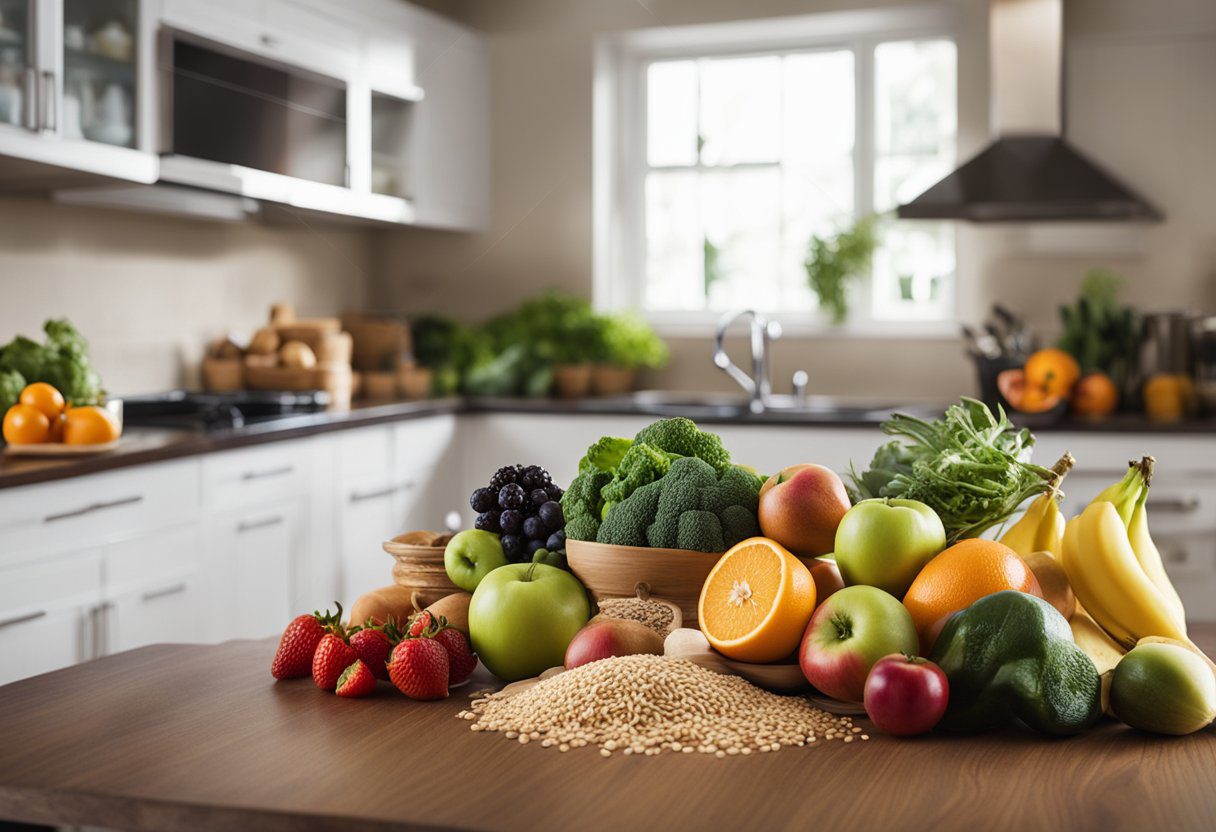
[
  {"left": 0, "top": 606, "right": 89, "bottom": 687},
  {"left": 202, "top": 444, "right": 307, "bottom": 513},
  {"left": 105, "top": 525, "right": 199, "bottom": 599},
  {"left": 0, "top": 461, "right": 200, "bottom": 566},
  {"left": 337, "top": 426, "right": 393, "bottom": 483},
  {"left": 393, "top": 415, "right": 457, "bottom": 477},
  {"left": 0, "top": 551, "right": 102, "bottom": 617}
]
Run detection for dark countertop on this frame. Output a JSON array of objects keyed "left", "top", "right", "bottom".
[
  {"left": 1, "top": 632, "right": 1214, "bottom": 832},
  {"left": 1, "top": 394, "right": 1213, "bottom": 491}
]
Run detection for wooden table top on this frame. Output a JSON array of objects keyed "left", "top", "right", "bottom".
[{"left": 1, "top": 629, "right": 1214, "bottom": 832}]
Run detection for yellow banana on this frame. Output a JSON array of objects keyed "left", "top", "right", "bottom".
[
  {"left": 1000, "top": 452, "right": 1074, "bottom": 558},
  {"left": 1069, "top": 609, "right": 1125, "bottom": 675},
  {"left": 1127, "top": 482, "right": 1187, "bottom": 631},
  {"left": 1062, "top": 501, "right": 1189, "bottom": 649}
]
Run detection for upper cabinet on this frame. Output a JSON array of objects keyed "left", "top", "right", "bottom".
[
  {"left": 0, "top": 0, "right": 157, "bottom": 185},
  {"left": 0, "top": 0, "right": 489, "bottom": 230}
]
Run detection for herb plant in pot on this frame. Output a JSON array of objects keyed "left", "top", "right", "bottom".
[
  {"left": 593, "top": 312, "right": 669, "bottom": 396},
  {"left": 550, "top": 307, "right": 603, "bottom": 399},
  {"left": 804, "top": 214, "right": 881, "bottom": 325}
]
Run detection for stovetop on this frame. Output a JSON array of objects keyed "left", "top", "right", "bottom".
[{"left": 122, "top": 390, "right": 331, "bottom": 432}]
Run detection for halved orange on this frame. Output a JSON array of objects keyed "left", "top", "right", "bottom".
[{"left": 698, "top": 537, "right": 816, "bottom": 663}]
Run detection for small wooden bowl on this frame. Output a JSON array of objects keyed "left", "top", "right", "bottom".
[
  {"left": 383, "top": 532, "right": 459, "bottom": 608},
  {"left": 594, "top": 589, "right": 683, "bottom": 636},
  {"left": 567, "top": 539, "right": 820, "bottom": 628}
]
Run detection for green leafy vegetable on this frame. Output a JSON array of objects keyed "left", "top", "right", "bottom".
[
  {"left": 598, "top": 312, "right": 668, "bottom": 370},
  {"left": 0, "top": 369, "right": 25, "bottom": 414},
  {"left": 0, "top": 319, "right": 104, "bottom": 405},
  {"left": 849, "top": 398, "right": 1056, "bottom": 542},
  {"left": 1056, "top": 268, "right": 1140, "bottom": 397}
]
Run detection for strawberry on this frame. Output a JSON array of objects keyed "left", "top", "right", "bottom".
[
  {"left": 407, "top": 610, "right": 435, "bottom": 637},
  {"left": 349, "top": 620, "right": 396, "bottom": 681},
  {"left": 313, "top": 632, "right": 359, "bottom": 691},
  {"left": 387, "top": 637, "right": 449, "bottom": 700},
  {"left": 434, "top": 627, "right": 477, "bottom": 686},
  {"left": 335, "top": 660, "right": 377, "bottom": 698},
  {"left": 271, "top": 603, "right": 343, "bottom": 680}
]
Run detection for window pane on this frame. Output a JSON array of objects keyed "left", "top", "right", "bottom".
[
  {"left": 698, "top": 55, "right": 781, "bottom": 165},
  {"left": 647, "top": 61, "right": 699, "bottom": 166},
  {"left": 874, "top": 40, "right": 956, "bottom": 157},
  {"left": 871, "top": 221, "right": 955, "bottom": 321},
  {"left": 644, "top": 170, "right": 702, "bottom": 311},
  {"left": 700, "top": 168, "right": 782, "bottom": 310},
  {"left": 783, "top": 50, "right": 855, "bottom": 162}
]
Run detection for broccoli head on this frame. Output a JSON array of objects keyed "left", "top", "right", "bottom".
[
  {"left": 0, "top": 336, "right": 45, "bottom": 382},
  {"left": 632, "top": 417, "right": 731, "bottom": 472},
  {"left": 562, "top": 468, "right": 613, "bottom": 542},
  {"left": 600, "top": 442, "right": 678, "bottom": 504},
  {"left": 579, "top": 435, "right": 632, "bottom": 474},
  {"left": 0, "top": 369, "right": 25, "bottom": 414},
  {"left": 596, "top": 456, "right": 761, "bottom": 552}
]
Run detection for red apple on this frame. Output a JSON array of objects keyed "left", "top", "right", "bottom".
[
  {"left": 564, "top": 618, "right": 663, "bottom": 669},
  {"left": 798, "top": 585, "right": 918, "bottom": 703},
  {"left": 758, "top": 464, "right": 851, "bottom": 557},
  {"left": 863, "top": 654, "right": 949, "bottom": 737},
  {"left": 809, "top": 556, "right": 845, "bottom": 607}
]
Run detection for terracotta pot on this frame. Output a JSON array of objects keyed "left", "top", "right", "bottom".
[
  {"left": 396, "top": 363, "right": 432, "bottom": 400},
  {"left": 552, "top": 363, "right": 593, "bottom": 398},
  {"left": 201, "top": 357, "right": 243, "bottom": 392},
  {"left": 591, "top": 364, "right": 636, "bottom": 396}
]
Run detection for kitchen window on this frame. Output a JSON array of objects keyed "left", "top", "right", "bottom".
[{"left": 595, "top": 8, "right": 958, "bottom": 333}]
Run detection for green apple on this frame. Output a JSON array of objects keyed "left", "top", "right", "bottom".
[
  {"left": 469, "top": 562, "right": 591, "bottom": 681},
  {"left": 1110, "top": 643, "right": 1216, "bottom": 735},
  {"left": 834, "top": 498, "right": 946, "bottom": 597},
  {"left": 444, "top": 530, "right": 508, "bottom": 592}
]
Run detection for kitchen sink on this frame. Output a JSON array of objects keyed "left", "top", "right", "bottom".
[{"left": 628, "top": 390, "right": 937, "bottom": 422}]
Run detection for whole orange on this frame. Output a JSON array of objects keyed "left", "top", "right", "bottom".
[
  {"left": 3, "top": 403, "right": 51, "bottom": 444},
  {"left": 1024, "top": 348, "right": 1080, "bottom": 398},
  {"left": 902, "top": 539, "right": 1042, "bottom": 651},
  {"left": 19, "top": 382, "right": 66, "bottom": 421},
  {"left": 1071, "top": 373, "right": 1118, "bottom": 418},
  {"left": 63, "top": 406, "right": 120, "bottom": 445}
]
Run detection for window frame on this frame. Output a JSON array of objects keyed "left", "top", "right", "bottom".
[{"left": 593, "top": 5, "right": 962, "bottom": 337}]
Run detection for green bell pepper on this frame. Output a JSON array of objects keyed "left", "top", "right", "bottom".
[{"left": 929, "top": 590, "right": 1102, "bottom": 735}]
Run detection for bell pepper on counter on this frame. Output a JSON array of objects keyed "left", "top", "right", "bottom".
[{"left": 929, "top": 591, "right": 1103, "bottom": 735}]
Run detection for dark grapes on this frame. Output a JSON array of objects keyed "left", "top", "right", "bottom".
[
  {"left": 498, "top": 483, "right": 525, "bottom": 510},
  {"left": 470, "top": 487, "right": 497, "bottom": 513},
  {"left": 526, "top": 538, "right": 547, "bottom": 555},
  {"left": 545, "top": 484, "right": 564, "bottom": 501},
  {"left": 538, "top": 501, "right": 564, "bottom": 530},
  {"left": 546, "top": 530, "right": 566, "bottom": 551},
  {"left": 499, "top": 509, "right": 523, "bottom": 534},
  {"left": 489, "top": 465, "right": 522, "bottom": 490},
  {"left": 500, "top": 534, "right": 523, "bottom": 559},
  {"left": 530, "top": 488, "right": 550, "bottom": 507},
  {"left": 474, "top": 511, "right": 501, "bottom": 533},
  {"left": 522, "top": 515, "right": 547, "bottom": 541}
]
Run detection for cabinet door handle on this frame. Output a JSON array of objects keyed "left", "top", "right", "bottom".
[
  {"left": 1145, "top": 497, "right": 1200, "bottom": 514},
  {"left": 0, "top": 610, "right": 47, "bottom": 630},
  {"left": 21, "top": 67, "right": 36, "bottom": 130},
  {"left": 142, "top": 583, "right": 189, "bottom": 603},
  {"left": 39, "top": 70, "right": 55, "bottom": 132},
  {"left": 350, "top": 485, "right": 399, "bottom": 503},
  {"left": 241, "top": 465, "right": 294, "bottom": 482},
  {"left": 260, "top": 33, "right": 279, "bottom": 48},
  {"left": 237, "top": 515, "right": 284, "bottom": 534},
  {"left": 44, "top": 495, "right": 144, "bottom": 524}
]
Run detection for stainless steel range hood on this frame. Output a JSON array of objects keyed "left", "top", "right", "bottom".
[{"left": 897, "top": 0, "right": 1161, "bottom": 222}]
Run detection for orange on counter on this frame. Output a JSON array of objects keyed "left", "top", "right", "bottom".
[
  {"left": 19, "top": 382, "right": 66, "bottom": 422},
  {"left": 698, "top": 537, "right": 815, "bottom": 663},
  {"left": 1071, "top": 372, "right": 1118, "bottom": 418},
  {"left": 3, "top": 403, "right": 51, "bottom": 444},
  {"left": 902, "top": 538, "right": 1042, "bottom": 651},
  {"left": 63, "top": 406, "right": 120, "bottom": 445},
  {"left": 1024, "top": 348, "right": 1081, "bottom": 399}
]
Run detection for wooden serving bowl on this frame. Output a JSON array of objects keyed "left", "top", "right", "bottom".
[
  {"left": 383, "top": 532, "right": 459, "bottom": 608},
  {"left": 567, "top": 539, "right": 821, "bottom": 628}
]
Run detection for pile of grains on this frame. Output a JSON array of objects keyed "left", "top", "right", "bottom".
[
  {"left": 595, "top": 597, "right": 676, "bottom": 637},
  {"left": 457, "top": 654, "right": 867, "bottom": 757}
]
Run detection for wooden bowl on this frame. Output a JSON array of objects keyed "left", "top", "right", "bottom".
[
  {"left": 719, "top": 656, "right": 810, "bottom": 695},
  {"left": 566, "top": 539, "right": 821, "bottom": 628},
  {"left": 383, "top": 532, "right": 459, "bottom": 608}
]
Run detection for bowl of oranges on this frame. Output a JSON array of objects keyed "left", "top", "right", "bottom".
[{"left": 2, "top": 382, "right": 122, "bottom": 455}]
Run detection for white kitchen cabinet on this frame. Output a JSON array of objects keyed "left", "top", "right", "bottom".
[
  {"left": 0, "top": 0, "right": 157, "bottom": 186},
  {"left": 338, "top": 476, "right": 408, "bottom": 603},
  {"left": 103, "top": 523, "right": 200, "bottom": 653},
  {"left": 207, "top": 503, "right": 299, "bottom": 642}
]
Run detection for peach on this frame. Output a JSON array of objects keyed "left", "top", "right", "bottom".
[
  {"left": 758, "top": 464, "right": 851, "bottom": 557},
  {"left": 564, "top": 618, "right": 664, "bottom": 669},
  {"left": 809, "top": 556, "right": 846, "bottom": 607}
]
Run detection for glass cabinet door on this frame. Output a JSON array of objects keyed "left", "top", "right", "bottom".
[
  {"left": 0, "top": 0, "right": 36, "bottom": 130},
  {"left": 60, "top": 0, "right": 138, "bottom": 147}
]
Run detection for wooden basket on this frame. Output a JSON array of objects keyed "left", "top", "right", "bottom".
[
  {"left": 567, "top": 539, "right": 820, "bottom": 628},
  {"left": 383, "top": 532, "right": 459, "bottom": 608}
]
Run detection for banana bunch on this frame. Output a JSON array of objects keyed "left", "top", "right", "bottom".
[
  {"left": 1061, "top": 456, "right": 1189, "bottom": 650},
  {"left": 1000, "top": 452, "right": 1075, "bottom": 558}
]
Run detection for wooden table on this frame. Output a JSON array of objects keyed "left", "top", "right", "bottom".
[{"left": 1, "top": 630, "right": 1214, "bottom": 832}]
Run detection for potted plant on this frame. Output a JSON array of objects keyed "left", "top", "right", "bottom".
[
  {"left": 551, "top": 313, "right": 602, "bottom": 398},
  {"left": 804, "top": 214, "right": 881, "bottom": 325},
  {"left": 593, "top": 312, "right": 668, "bottom": 396}
]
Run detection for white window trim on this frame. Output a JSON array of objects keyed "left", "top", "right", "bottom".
[{"left": 593, "top": 4, "right": 961, "bottom": 339}]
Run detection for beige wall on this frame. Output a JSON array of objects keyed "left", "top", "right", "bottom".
[
  {"left": 370, "top": 0, "right": 1216, "bottom": 401},
  {"left": 0, "top": 199, "right": 371, "bottom": 395}
]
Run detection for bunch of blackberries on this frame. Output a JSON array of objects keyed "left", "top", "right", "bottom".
[{"left": 469, "top": 464, "right": 566, "bottom": 561}]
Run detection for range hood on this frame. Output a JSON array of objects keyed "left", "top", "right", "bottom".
[{"left": 897, "top": 0, "right": 1161, "bottom": 222}]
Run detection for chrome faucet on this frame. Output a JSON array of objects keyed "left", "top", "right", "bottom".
[{"left": 713, "top": 310, "right": 782, "bottom": 414}]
